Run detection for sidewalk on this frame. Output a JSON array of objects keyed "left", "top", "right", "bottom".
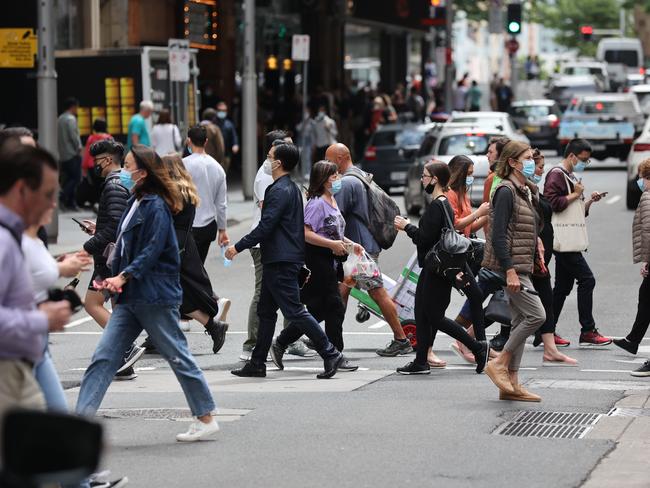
[{"left": 50, "top": 183, "right": 254, "bottom": 256}]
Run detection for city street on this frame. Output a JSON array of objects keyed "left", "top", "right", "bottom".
[{"left": 47, "top": 160, "right": 650, "bottom": 488}]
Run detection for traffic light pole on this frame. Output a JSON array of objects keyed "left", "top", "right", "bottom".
[
  {"left": 242, "top": 0, "right": 257, "bottom": 200},
  {"left": 443, "top": 0, "right": 454, "bottom": 113}
]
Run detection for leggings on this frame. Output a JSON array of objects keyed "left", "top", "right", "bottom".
[
  {"left": 626, "top": 276, "right": 650, "bottom": 345},
  {"left": 415, "top": 267, "right": 483, "bottom": 365},
  {"left": 531, "top": 274, "right": 555, "bottom": 336}
]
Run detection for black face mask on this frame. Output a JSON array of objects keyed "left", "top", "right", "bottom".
[
  {"left": 94, "top": 163, "right": 105, "bottom": 178},
  {"left": 423, "top": 182, "right": 436, "bottom": 194}
]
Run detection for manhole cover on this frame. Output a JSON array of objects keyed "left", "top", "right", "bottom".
[
  {"left": 97, "top": 408, "right": 251, "bottom": 422},
  {"left": 494, "top": 411, "right": 602, "bottom": 439},
  {"left": 608, "top": 407, "right": 650, "bottom": 418}
]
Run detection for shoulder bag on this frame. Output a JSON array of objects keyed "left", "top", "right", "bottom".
[{"left": 551, "top": 169, "right": 589, "bottom": 252}]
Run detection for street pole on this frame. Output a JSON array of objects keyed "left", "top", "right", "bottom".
[
  {"left": 620, "top": 9, "right": 626, "bottom": 37},
  {"left": 301, "top": 59, "right": 309, "bottom": 178},
  {"left": 510, "top": 49, "right": 518, "bottom": 100},
  {"left": 37, "top": 0, "right": 59, "bottom": 242},
  {"left": 242, "top": 0, "right": 257, "bottom": 200},
  {"left": 444, "top": 0, "right": 454, "bottom": 113}
]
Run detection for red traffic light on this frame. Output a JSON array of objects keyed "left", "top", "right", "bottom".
[{"left": 580, "top": 26, "right": 593, "bottom": 35}]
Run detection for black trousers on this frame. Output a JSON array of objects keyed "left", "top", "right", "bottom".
[
  {"left": 60, "top": 155, "right": 82, "bottom": 207},
  {"left": 192, "top": 220, "right": 218, "bottom": 264},
  {"left": 553, "top": 251, "right": 596, "bottom": 333},
  {"left": 415, "top": 267, "right": 482, "bottom": 365},
  {"left": 627, "top": 276, "right": 650, "bottom": 345},
  {"left": 532, "top": 274, "right": 555, "bottom": 336}
]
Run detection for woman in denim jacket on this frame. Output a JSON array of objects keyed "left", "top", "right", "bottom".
[{"left": 76, "top": 145, "right": 219, "bottom": 442}]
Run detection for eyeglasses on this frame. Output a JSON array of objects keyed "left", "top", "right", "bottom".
[{"left": 421, "top": 173, "right": 432, "bottom": 180}]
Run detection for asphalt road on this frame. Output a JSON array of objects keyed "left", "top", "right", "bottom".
[{"left": 48, "top": 161, "right": 650, "bottom": 487}]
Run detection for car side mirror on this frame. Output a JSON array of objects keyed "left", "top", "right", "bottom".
[{"left": 1, "top": 410, "right": 103, "bottom": 487}]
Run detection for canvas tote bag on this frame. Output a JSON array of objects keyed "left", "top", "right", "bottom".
[{"left": 551, "top": 169, "right": 588, "bottom": 252}]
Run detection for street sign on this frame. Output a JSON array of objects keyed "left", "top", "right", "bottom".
[
  {"left": 0, "top": 28, "right": 37, "bottom": 68},
  {"left": 291, "top": 34, "right": 310, "bottom": 61},
  {"left": 506, "top": 38, "right": 520, "bottom": 55},
  {"left": 168, "top": 38, "right": 190, "bottom": 82}
]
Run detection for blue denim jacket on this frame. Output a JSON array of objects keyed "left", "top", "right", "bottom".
[{"left": 111, "top": 194, "right": 182, "bottom": 305}]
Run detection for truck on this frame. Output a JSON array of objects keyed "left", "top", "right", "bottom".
[
  {"left": 596, "top": 38, "right": 644, "bottom": 92},
  {"left": 559, "top": 93, "right": 640, "bottom": 161}
]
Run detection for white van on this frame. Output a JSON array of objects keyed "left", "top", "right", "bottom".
[{"left": 596, "top": 38, "right": 644, "bottom": 91}]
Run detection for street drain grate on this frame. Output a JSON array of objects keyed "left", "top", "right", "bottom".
[
  {"left": 608, "top": 407, "right": 650, "bottom": 418},
  {"left": 97, "top": 407, "right": 251, "bottom": 422},
  {"left": 493, "top": 411, "right": 602, "bottom": 439}
]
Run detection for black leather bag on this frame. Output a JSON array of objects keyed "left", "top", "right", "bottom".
[
  {"left": 424, "top": 199, "right": 472, "bottom": 278},
  {"left": 484, "top": 289, "right": 511, "bottom": 326},
  {"left": 467, "top": 237, "right": 485, "bottom": 275}
]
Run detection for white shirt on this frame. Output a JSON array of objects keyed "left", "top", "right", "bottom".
[
  {"left": 251, "top": 163, "right": 274, "bottom": 231},
  {"left": 151, "top": 124, "right": 181, "bottom": 156},
  {"left": 183, "top": 152, "right": 228, "bottom": 229},
  {"left": 22, "top": 235, "right": 59, "bottom": 303},
  {"left": 120, "top": 199, "right": 141, "bottom": 256}
]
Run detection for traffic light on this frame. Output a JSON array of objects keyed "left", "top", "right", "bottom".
[
  {"left": 581, "top": 25, "right": 593, "bottom": 41},
  {"left": 506, "top": 3, "right": 522, "bottom": 35}
]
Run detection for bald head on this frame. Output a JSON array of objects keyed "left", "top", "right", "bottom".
[{"left": 325, "top": 143, "right": 352, "bottom": 171}]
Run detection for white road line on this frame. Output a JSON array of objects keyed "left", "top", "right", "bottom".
[
  {"left": 64, "top": 316, "right": 94, "bottom": 329},
  {"left": 368, "top": 321, "right": 387, "bottom": 329},
  {"left": 580, "top": 369, "right": 630, "bottom": 373},
  {"left": 606, "top": 195, "right": 621, "bottom": 205}
]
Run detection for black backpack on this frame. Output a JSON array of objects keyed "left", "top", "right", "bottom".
[
  {"left": 424, "top": 198, "right": 472, "bottom": 278},
  {"left": 344, "top": 169, "right": 400, "bottom": 250}
]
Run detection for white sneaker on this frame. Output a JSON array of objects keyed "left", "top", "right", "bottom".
[
  {"left": 215, "top": 298, "right": 232, "bottom": 323},
  {"left": 180, "top": 321, "right": 191, "bottom": 332},
  {"left": 176, "top": 418, "right": 219, "bottom": 442}
]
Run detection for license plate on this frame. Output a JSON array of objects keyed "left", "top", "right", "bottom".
[
  {"left": 390, "top": 171, "right": 407, "bottom": 181},
  {"left": 524, "top": 125, "right": 540, "bottom": 133},
  {"left": 591, "top": 144, "right": 606, "bottom": 151}
]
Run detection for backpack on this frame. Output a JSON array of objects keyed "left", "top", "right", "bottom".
[
  {"left": 344, "top": 169, "right": 400, "bottom": 250},
  {"left": 424, "top": 198, "right": 472, "bottom": 278}
]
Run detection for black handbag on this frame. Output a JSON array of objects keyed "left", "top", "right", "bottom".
[
  {"left": 424, "top": 199, "right": 472, "bottom": 278},
  {"left": 467, "top": 237, "right": 485, "bottom": 275},
  {"left": 484, "top": 289, "right": 511, "bottom": 326}
]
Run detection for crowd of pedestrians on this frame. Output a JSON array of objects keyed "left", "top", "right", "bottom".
[{"left": 2, "top": 105, "right": 650, "bottom": 485}]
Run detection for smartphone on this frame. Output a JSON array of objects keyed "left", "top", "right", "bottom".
[
  {"left": 71, "top": 217, "right": 90, "bottom": 232},
  {"left": 598, "top": 192, "right": 608, "bottom": 198}
]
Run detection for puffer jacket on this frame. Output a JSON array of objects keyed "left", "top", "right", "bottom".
[
  {"left": 83, "top": 170, "right": 130, "bottom": 271},
  {"left": 633, "top": 191, "right": 650, "bottom": 263}
]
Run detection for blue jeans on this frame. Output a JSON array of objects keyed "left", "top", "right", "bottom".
[
  {"left": 252, "top": 262, "right": 339, "bottom": 367},
  {"left": 76, "top": 304, "right": 215, "bottom": 417},
  {"left": 34, "top": 349, "right": 69, "bottom": 413},
  {"left": 553, "top": 251, "right": 596, "bottom": 332}
]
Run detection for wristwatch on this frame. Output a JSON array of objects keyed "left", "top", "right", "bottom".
[{"left": 119, "top": 271, "right": 132, "bottom": 282}]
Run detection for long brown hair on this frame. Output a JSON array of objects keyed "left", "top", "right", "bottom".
[
  {"left": 306, "top": 160, "right": 338, "bottom": 199},
  {"left": 131, "top": 144, "right": 183, "bottom": 214},
  {"left": 161, "top": 154, "right": 200, "bottom": 207},
  {"left": 424, "top": 160, "right": 450, "bottom": 192},
  {"left": 448, "top": 155, "right": 473, "bottom": 210},
  {"left": 495, "top": 140, "right": 530, "bottom": 179}
]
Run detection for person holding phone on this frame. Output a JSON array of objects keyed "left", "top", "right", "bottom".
[{"left": 81, "top": 139, "right": 145, "bottom": 380}]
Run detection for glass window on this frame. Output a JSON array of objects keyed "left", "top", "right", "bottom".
[
  {"left": 511, "top": 105, "right": 551, "bottom": 118},
  {"left": 395, "top": 129, "right": 426, "bottom": 147},
  {"left": 604, "top": 50, "right": 639, "bottom": 67},
  {"left": 438, "top": 134, "right": 491, "bottom": 155}
]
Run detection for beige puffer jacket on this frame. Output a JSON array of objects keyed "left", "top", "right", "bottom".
[{"left": 633, "top": 191, "right": 650, "bottom": 263}]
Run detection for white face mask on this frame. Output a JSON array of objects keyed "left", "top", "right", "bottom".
[{"left": 263, "top": 158, "right": 276, "bottom": 175}]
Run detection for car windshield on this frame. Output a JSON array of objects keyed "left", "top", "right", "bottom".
[
  {"left": 565, "top": 67, "right": 603, "bottom": 77},
  {"left": 451, "top": 116, "right": 502, "bottom": 126},
  {"left": 395, "top": 129, "right": 426, "bottom": 147},
  {"left": 581, "top": 100, "right": 637, "bottom": 115},
  {"left": 604, "top": 50, "right": 639, "bottom": 67},
  {"left": 511, "top": 105, "right": 551, "bottom": 118},
  {"left": 438, "top": 134, "right": 491, "bottom": 155}
]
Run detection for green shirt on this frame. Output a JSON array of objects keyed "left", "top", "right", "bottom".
[
  {"left": 127, "top": 113, "right": 150, "bottom": 150},
  {"left": 467, "top": 86, "right": 482, "bottom": 108},
  {"left": 490, "top": 175, "right": 503, "bottom": 198}
]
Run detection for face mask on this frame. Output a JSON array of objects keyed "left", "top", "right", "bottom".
[
  {"left": 522, "top": 159, "right": 536, "bottom": 178},
  {"left": 465, "top": 176, "right": 474, "bottom": 187},
  {"left": 531, "top": 174, "right": 543, "bottom": 184},
  {"left": 574, "top": 158, "right": 587, "bottom": 172},
  {"left": 187, "top": 145, "right": 193, "bottom": 154},
  {"left": 119, "top": 169, "right": 137, "bottom": 191},
  {"left": 638, "top": 178, "right": 646, "bottom": 192},
  {"left": 94, "top": 162, "right": 105, "bottom": 178},
  {"left": 263, "top": 158, "right": 276, "bottom": 176},
  {"left": 423, "top": 180, "right": 436, "bottom": 195},
  {"left": 216, "top": 111, "right": 227, "bottom": 119},
  {"left": 331, "top": 179, "right": 342, "bottom": 195}
]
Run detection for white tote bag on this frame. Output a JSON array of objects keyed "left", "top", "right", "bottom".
[{"left": 551, "top": 170, "right": 589, "bottom": 252}]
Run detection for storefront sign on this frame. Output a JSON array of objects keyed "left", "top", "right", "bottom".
[{"left": 0, "top": 28, "right": 37, "bottom": 68}]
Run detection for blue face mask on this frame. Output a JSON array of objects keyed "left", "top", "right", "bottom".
[
  {"left": 465, "top": 176, "right": 474, "bottom": 187},
  {"left": 119, "top": 169, "right": 136, "bottom": 191},
  {"left": 574, "top": 158, "right": 587, "bottom": 172},
  {"left": 531, "top": 174, "right": 543, "bottom": 184},
  {"left": 331, "top": 178, "right": 342, "bottom": 195},
  {"left": 638, "top": 178, "right": 646, "bottom": 192},
  {"left": 522, "top": 159, "right": 535, "bottom": 178}
]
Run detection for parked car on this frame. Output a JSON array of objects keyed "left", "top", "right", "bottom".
[
  {"left": 404, "top": 125, "right": 500, "bottom": 214},
  {"left": 626, "top": 116, "right": 650, "bottom": 209},
  {"left": 359, "top": 122, "right": 435, "bottom": 192},
  {"left": 509, "top": 99, "right": 562, "bottom": 154},
  {"left": 547, "top": 75, "right": 600, "bottom": 110},
  {"left": 559, "top": 61, "right": 610, "bottom": 91},
  {"left": 447, "top": 111, "right": 530, "bottom": 144},
  {"left": 630, "top": 84, "right": 650, "bottom": 115},
  {"left": 623, "top": 73, "right": 646, "bottom": 92},
  {"left": 559, "top": 93, "right": 641, "bottom": 161}
]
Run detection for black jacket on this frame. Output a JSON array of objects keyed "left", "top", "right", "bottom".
[
  {"left": 234, "top": 174, "right": 304, "bottom": 265},
  {"left": 405, "top": 196, "right": 452, "bottom": 269},
  {"left": 83, "top": 170, "right": 130, "bottom": 268}
]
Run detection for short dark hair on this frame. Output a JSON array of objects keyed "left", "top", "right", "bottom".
[
  {"left": 90, "top": 138, "right": 124, "bottom": 163},
  {"left": 62, "top": 97, "right": 79, "bottom": 111},
  {"left": 273, "top": 143, "right": 300, "bottom": 172},
  {"left": 202, "top": 108, "right": 217, "bottom": 121},
  {"left": 0, "top": 127, "right": 34, "bottom": 147},
  {"left": 0, "top": 143, "right": 58, "bottom": 196},
  {"left": 157, "top": 109, "right": 172, "bottom": 125},
  {"left": 564, "top": 138, "right": 592, "bottom": 158},
  {"left": 489, "top": 136, "right": 511, "bottom": 159},
  {"left": 265, "top": 130, "right": 290, "bottom": 153},
  {"left": 92, "top": 118, "right": 107, "bottom": 133},
  {"left": 187, "top": 125, "right": 207, "bottom": 146}
]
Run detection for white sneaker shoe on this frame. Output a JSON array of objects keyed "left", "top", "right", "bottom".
[
  {"left": 215, "top": 298, "right": 232, "bottom": 323},
  {"left": 176, "top": 418, "right": 219, "bottom": 442},
  {"left": 180, "top": 321, "right": 191, "bottom": 332}
]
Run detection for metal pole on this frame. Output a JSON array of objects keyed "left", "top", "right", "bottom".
[
  {"left": 302, "top": 59, "right": 309, "bottom": 177},
  {"left": 242, "top": 0, "right": 257, "bottom": 200},
  {"left": 510, "top": 50, "right": 518, "bottom": 100},
  {"left": 37, "top": 0, "right": 59, "bottom": 242},
  {"left": 620, "top": 9, "right": 626, "bottom": 37},
  {"left": 444, "top": 0, "right": 454, "bottom": 113}
]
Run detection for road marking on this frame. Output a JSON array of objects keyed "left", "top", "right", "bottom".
[
  {"left": 368, "top": 321, "right": 387, "bottom": 329},
  {"left": 580, "top": 369, "right": 630, "bottom": 373},
  {"left": 615, "top": 359, "right": 647, "bottom": 364},
  {"left": 64, "top": 316, "right": 94, "bottom": 329},
  {"left": 606, "top": 195, "right": 621, "bottom": 205}
]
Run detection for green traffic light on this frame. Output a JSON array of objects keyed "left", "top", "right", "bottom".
[
  {"left": 508, "top": 21, "right": 521, "bottom": 33},
  {"left": 279, "top": 24, "right": 287, "bottom": 38}
]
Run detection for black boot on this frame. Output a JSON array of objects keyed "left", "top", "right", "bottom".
[
  {"left": 231, "top": 361, "right": 266, "bottom": 377},
  {"left": 474, "top": 341, "right": 490, "bottom": 374},
  {"left": 205, "top": 318, "right": 228, "bottom": 354}
]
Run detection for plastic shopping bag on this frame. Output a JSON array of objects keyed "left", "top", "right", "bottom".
[{"left": 342, "top": 250, "right": 380, "bottom": 287}]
